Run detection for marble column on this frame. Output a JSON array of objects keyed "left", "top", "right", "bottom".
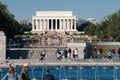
[
  {"left": 63, "top": 19, "right": 65, "bottom": 30},
  {"left": 56, "top": 19, "right": 57, "bottom": 30},
  {"left": 47, "top": 19, "right": 49, "bottom": 31},
  {"left": 34, "top": 19, "right": 36, "bottom": 30},
  {"left": 39, "top": 19, "right": 41, "bottom": 30},
  {"left": 74, "top": 19, "right": 76, "bottom": 30},
  {"left": 38, "top": 19, "right": 40, "bottom": 30},
  {"left": 51, "top": 19, "right": 53, "bottom": 30},
  {"left": 71, "top": 19, "right": 73, "bottom": 30},
  {"left": 32, "top": 19, "right": 34, "bottom": 30},
  {"left": 36, "top": 19, "right": 38, "bottom": 30},
  {"left": 59, "top": 19, "right": 61, "bottom": 30}
]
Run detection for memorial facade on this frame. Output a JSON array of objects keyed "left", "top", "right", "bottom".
[{"left": 32, "top": 11, "right": 76, "bottom": 33}]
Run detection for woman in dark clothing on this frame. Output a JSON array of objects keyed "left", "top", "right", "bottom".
[
  {"left": 43, "top": 70, "right": 55, "bottom": 80},
  {"left": 118, "top": 48, "right": 120, "bottom": 59},
  {"left": 20, "top": 64, "right": 30, "bottom": 80}
]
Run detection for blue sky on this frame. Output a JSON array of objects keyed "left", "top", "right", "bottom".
[{"left": 0, "top": 0, "right": 120, "bottom": 22}]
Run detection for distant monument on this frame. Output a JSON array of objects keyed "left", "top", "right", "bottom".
[
  {"left": 0, "top": 31, "right": 6, "bottom": 60},
  {"left": 31, "top": 11, "right": 77, "bottom": 34}
]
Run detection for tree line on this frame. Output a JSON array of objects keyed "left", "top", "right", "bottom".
[
  {"left": 0, "top": 2, "right": 120, "bottom": 41},
  {"left": 83, "top": 9, "right": 120, "bottom": 41},
  {"left": 0, "top": 2, "right": 31, "bottom": 40}
]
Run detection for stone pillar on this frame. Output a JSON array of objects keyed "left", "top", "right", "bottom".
[
  {"left": 37, "top": 19, "right": 40, "bottom": 30},
  {"left": 39, "top": 19, "right": 41, "bottom": 30},
  {"left": 63, "top": 19, "right": 65, "bottom": 30},
  {"left": 45, "top": 19, "right": 47, "bottom": 30},
  {"left": 65, "top": 19, "right": 67, "bottom": 30},
  {"left": 71, "top": 19, "right": 73, "bottom": 30},
  {"left": 36, "top": 19, "right": 38, "bottom": 30},
  {"left": 51, "top": 19, "right": 53, "bottom": 30},
  {"left": 68, "top": 19, "right": 70, "bottom": 30},
  {"left": 32, "top": 19, "right": 34, "bottom": 30},
  {"left": 73, "top": 19, "right": 76, "bottom": 30},
  {"left": 67, "top": 43, "right": 86, "bottom": 59},
  {"left": 56, "top": 19, "right": 57, "bottom": 30},
  {"left": 42, "top": 19, "right": 44, "bottom": 31},
  {"left": 59, "top": 19, "right": 61, "bottom": 30},
  {"left": 47, "top": 19, "right": 49, "bottom": 31},
  {"left": 66, "top": 19, "right": 68, "bottom": 30},
  {"left": 34, "top": 19, "right": 35, "bottom": 30},
  {"left": 41, "top": 19, "right": 43, "bottom": 30},
  {"left": 44, "top": 19, "right": 46, "bottom": 31},
  {"left": 61, "top": 19, "right": 63, "bottom": 30},
  {"left": 0, "top": 31, "right": 6, "bottom": 60}
]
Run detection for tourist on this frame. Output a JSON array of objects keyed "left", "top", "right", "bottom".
[
  {"left": 107, "top": 49, "right": 114, "bottom": 59},
  {"left": 2, "top": 66, "right": 19, "bottom": 80},
  {"left": 55, "top": 48, "right": 62, "bottom": 61},
  {"left": 74, "top": 48, "right": 78, "bottom": 60},
  {"left": 83, "top": 47, "right": 87, "bottom": 59},
  {"left": 68, "top": 48, "right": 71, "bottom": 59},
  {"left": 20, "top": 64, "right": 30, "bottom": 80},
  {"left": 93, "top": 47, "right": 97, "bottom": 59},
  {"left": 98, "top": 48, "right": 103, "bottom": 59},
  {"left": 39, "top": 50, "right": 46, "bottom": 62},
  {"left": 118, "top": 48, "right": 120, "bottom": 59},
  {"left": 72, "top": 49, "right": 75, "bottom": 60},
  {"left": 43, "top": 70, "right": 55, "bottom": 80},
  {"left": 61, "top": 49, "right": 65, "bottom": 61},
  {"left": 64, "top": 49, "right": 68, "bottom": 61}
]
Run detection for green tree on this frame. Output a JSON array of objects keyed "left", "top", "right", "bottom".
[
  {"left": 96, "top": 20, "right": 108, "bottom": 39},
  {"left": 83, "top": 23, "right": 97, "bottom": 36},
  {"left": 0, "top": 2, "right": 23, "bottom": 39},
  {"left": 106, "top": 10, "right": 120, "bottom": 39},
  {"left": 84, "top": 9, "right": 120, "bottom": 41}
]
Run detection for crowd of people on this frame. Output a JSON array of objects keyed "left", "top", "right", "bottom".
[
  {"left": 2, "top": 64, "right": 30, "bottom": 80},
  {"left": 2, "top": 64, "right": 55, "bottom": 80},
  {"left": 55, "top": 47, "right": 78, "bottom": 61},
  {"left": 38, "top": 47, "right": 120, "bottom": 62},
  {"left": 91, "top": 47, "right": 120, "bottom": 60}
]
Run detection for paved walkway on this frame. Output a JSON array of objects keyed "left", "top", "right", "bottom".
[{"left": 1, "top": 58, "right": 120, "bottom": 68}]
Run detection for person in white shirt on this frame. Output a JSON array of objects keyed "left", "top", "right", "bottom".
[{"left": 2, "top": 66, "right": 19, "bottom": 80}]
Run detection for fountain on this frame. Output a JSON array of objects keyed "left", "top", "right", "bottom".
[
  {"left": 41, "top": 62, "right": 47, "bottom": 80},
  {"left": 91, "top": 66, "right": 97, "bottom": 80},
  {"left": 0, "top": 68, "right": 3, "bottom": 79},
  {"left": 1, "top": 63, "right": 120, "bottom": 80},
  {"left": 114, "top": 66, "right": 119, "bottom": 80},
  {"left": 77, "top": 64, "right": 83, "bottom": 80},
  {"left": 59, "top": 64, "right": 67, "bottom": 80},
  {"left": 29, "top": 62, "right": 37, "bottom": 80}
]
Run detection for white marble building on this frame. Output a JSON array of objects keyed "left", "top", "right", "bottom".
[{"left": 32, "top": 11, "right": 76, "bottom": 33}]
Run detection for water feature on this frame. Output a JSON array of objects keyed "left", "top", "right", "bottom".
[
  {"left": 29, "top": 62, "right": 36, "bottom": 80},
  {"left": 0, "top": 68, "right": 3, "bottom": 79},
  {"left": 59, "top": 64, "right": 67, "bottom": 80},
  {"left": 77, "top": 64, "right": 83, "bottom": 80},
  {"left": 1, "top": 65, "right": 120, "bottom": 80},
  {"left": 114, "top": 66, "right": 119, "bottom": 80},
  {"left": 41, "top": 62, "right": 47, "bottom": 80}
]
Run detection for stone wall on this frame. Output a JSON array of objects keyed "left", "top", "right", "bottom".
[
  {"left": 0, "top": 31, "right": 6, "bottom": 60},
  {"left": 90, "top": 42, "right": 120, "bottom": 58},
  {"left": 67, "top": 43, "right": 86, "bottom": 59}
]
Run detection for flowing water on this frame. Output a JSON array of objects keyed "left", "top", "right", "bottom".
[{"left": 0, "top": 65, "right": 120, "bottom": 80}]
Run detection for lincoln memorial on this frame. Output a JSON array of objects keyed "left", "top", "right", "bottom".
[{"left": 31, "top": 11, "right": 77, "bottom": 34}]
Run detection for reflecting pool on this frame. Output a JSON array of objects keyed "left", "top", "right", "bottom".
[{"left": 0, "top": 65, "right": 120, "bottom": 80}]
